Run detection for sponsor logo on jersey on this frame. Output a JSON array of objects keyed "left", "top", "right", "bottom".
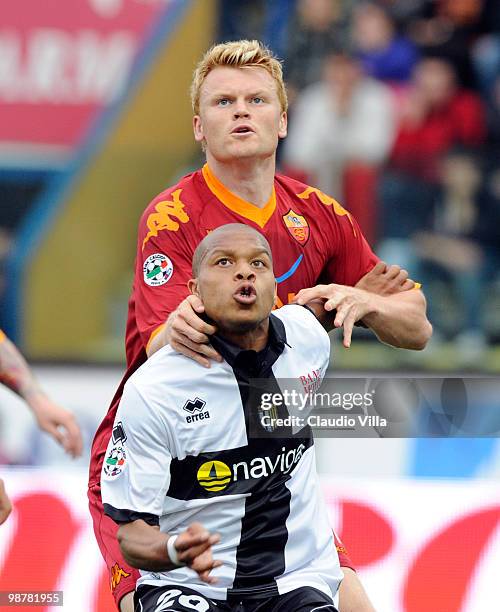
[
  {"left": 300, "top": 368, "right": 322, "bottom": 394},
  {"left": 142, "top": 189, "right": 190, "bottom": 250},
  {"left": 183, "top": 397, "right": 210, "bottom": 423},
  {"left": 197, "top": 460, "right": 232, "bottom": 492},
  {"left": 143, "top": 253, "right": 173, "bottom": 287},
  {"left": 296, "top": 186, "right": 357, "bottom": 236},
  {"left": 197, "top": 444, "right": 306, "bottom": 493},
  {"left": 103, "top": 445, "right": 126, "bottom": 478},
  {"left": 110, "top": 562, "right": 130, "bottom": 591},
  {"left": 282, "top": 209, "right": 310, "bottom": 245}
]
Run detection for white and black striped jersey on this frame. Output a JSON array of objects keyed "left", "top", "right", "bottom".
[{"left": 101, "top": 305, "right": 342, "bottom": 603}]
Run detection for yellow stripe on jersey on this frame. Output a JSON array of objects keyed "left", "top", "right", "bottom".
[
  {"left": 0, "top": 329, "right": 5, "bottom": 343},
  {"left": 296, "top": 186, "right": 357, "bottom": 237},
  {"left": 146, "top": 323, "right": 166, "bottom": 353},
  {"left": 202, "top": 164, "right": 276, "bottom": 229}
]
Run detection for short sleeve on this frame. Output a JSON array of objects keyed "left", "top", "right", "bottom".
[
  {"left": 134, "top": 189, "right": 197, "bottom": 347},
  {"left": 101, "top": 380, "right": 172, "bottom": 526},
  {"left": 323, "top": 208, "right": 379, "bottom": 287}
]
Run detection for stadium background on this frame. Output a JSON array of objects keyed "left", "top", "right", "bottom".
[{"left": 0, "top": 1, "right": 499, "bottom": 610}]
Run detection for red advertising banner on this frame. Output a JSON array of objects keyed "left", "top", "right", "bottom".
[
  {"left": 0, "top": 0, "right": 169, "bottom": 158},
  {"left": 0, "top": 470, "right": 498, "bottom": 611}
]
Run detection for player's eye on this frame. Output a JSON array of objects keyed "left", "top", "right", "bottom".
[
  {"left": 252, "top": 259, "right": 266, "bottom": 268},
  {"left": 252, "top": 97, "right": 264, "bottom": 104},
  {"left": 216, "top": 258, "right": 232, "bottom": 266},
  {"left": 217, "top": 98, "right": 231, "bottom": 106}
]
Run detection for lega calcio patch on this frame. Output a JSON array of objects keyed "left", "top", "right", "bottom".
[
  {"left": 143, "top": 253, "right": 174, "bottom": 286},
  {"left": 103, "top": 444, "right": 127, "bottom": 479}
]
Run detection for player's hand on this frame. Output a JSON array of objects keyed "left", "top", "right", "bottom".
[
  {"left": 29, "top": 394, "right": 83, "bottom": 458},
  {"left": 355, "top": 261, "right": 415, "bottom": 295},
  {"left": 165, "top": 295, "right": 221, "bottom": 368},
  {"left": 295, "top": 284, "right": 375, "bottom": 348},
  {"left": 171, "top": 523, "right": 222, "bottom": 584},
  {"left": 0, "top": 479, "right": 12, "bottom": 525}
]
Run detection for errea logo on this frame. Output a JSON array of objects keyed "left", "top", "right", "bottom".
[{"left": 183, "top": 397, "right": 210, "bottom": 424}]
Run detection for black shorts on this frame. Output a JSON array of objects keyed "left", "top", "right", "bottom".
[{"left": 135, "top": 584, "right": 338, "bottom": 612}]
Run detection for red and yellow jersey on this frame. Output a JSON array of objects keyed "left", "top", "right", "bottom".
[
  {"left": 133, "top": 164, "right": 377, "bottom": 361},
  {"left": 90, "top": 165, "right": 377, "bottom": 490}
]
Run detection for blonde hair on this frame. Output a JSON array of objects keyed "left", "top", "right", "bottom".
[{"left": 191, "top": 40, "right": 288, "bottom": 115}]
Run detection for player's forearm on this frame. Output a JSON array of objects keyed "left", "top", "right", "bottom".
[
  {"left": 0, "top": 337, "right": 45, "bottom": 404},
  {"left": 363, "top": 290, "right": 432, "bottom": 350},
  {"left": 117, "top": 520, "right": 175, "bottom": 571}
]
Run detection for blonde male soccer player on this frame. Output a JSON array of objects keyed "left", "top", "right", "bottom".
[{"left": 89, "top": 40, "right": 431, "bottom": 612}]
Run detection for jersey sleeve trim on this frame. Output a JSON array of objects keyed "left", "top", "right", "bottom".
[
  {"left": 103, "top": 503, "right": 160, "bottom": 526},
  {"left": 0, "top": 330, "right": 5, "bottom": 343},
  {"left": 146, "top": 323, "right": 166, "bottom": 352}
]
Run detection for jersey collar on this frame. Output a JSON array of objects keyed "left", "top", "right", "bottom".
[
  {"left": 211, "top": 313, "right": 287, "bottom": 374},
  {"left": 202, "top": 163, "right": 276, "bottom": 229}
]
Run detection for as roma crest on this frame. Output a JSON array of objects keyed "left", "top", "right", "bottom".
[{"left": 282, "top": 209, "right": 310, "bottom": 245}]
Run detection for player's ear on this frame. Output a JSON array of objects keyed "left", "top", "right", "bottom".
[
  {"left": 278, "top": 111, "right": 287, "bottom": 139},
  {"left": 193, "top": 115, "right": 204, "bottom": 143},
  {"left": 274, "top": 281, "right": 278, "bottom": 305},
  {"left": 188, "top": 278, "right": 200, "bottom": 297}
]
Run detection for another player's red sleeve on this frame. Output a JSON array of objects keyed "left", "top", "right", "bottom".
[
  {"left": 133, "top": 190, "right": 196, "bottom": 348},
  {"left": 334, "top": 531, "right": 355, "bottom": 570},
  {"left": 323, "top": 202, "right": 379, "bottom": 287}
]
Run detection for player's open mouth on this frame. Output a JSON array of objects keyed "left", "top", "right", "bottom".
[
  {"left": 231, "top": 125, "right": 254, "bottom": 135},
  {"left": 234, "top": 283, "right": 257, "bottom": 304}
]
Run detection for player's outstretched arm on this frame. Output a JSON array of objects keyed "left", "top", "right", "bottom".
[
  {"left": 0, "top": 334, "right": 82, "bottom": 457},
  {"left": 295, "top": 284, "right": 432, "bottom": 350},
  {"left": 147, "top": 295, "right": 222, "bottom": 368},
  {"left": 0, "top": 479, "right": 12, "bottom": 525},
  {"left": 118, "top": 520, "right": 222, "bottom": 582}
]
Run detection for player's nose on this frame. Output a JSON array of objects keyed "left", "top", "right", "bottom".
[
  {"left": 233, "top": 98, "right": 250, "bottom": 118},
  {"left": 234, "top": 261, "right": 255, "bottom": 280}
]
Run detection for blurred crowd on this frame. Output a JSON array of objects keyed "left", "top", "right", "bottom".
[
  {"left": 1, "top": 1, "right": 498, "bottom": 362},
  {"left": 219, "top": 0, "right": 500, "bottom": 356}
]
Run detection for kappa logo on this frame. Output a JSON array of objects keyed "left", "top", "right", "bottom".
[
  {"left": 142, "top": 189, "right": 190, "bottom": 250},
  {"left": 110, "top": 562, "right": 130, "bottom": 591},
  {"left": 297, "top": 186, "right": 357, "bottom": 236},
  {"left": 183, "top": 397, "right": 210, "bottom": 424}
]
